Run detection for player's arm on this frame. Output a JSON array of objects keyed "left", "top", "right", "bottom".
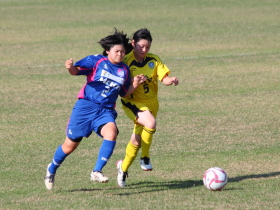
[
  {"left": 162, "top": 74, "right": 179, "bottom": 86},
  {"left": 65, "top": 58, "right": 80, "bottom": 75},
  {"left": 122, "top": 74, "right": 146, "bottom": 98}
]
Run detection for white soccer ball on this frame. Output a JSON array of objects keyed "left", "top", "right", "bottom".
[{"left": 203, "top": 167, "right": 228, "bottom": 191}]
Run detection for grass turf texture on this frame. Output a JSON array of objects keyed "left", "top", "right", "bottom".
[{"left": 1, "top": 0, "right": 280, "bottom": 209}]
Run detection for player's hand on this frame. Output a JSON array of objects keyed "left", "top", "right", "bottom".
[
  {"left": 170, "top": 77, "right": 179, "bottom": 86},
  {"left": 65, "top": 58, "right": 80, "bottom": 75},
  {"left": 65, "top": 58, "right": 73, "bottom": 70},
  {"left": 133, "top": 74, "right": 147, "bottom": 84}
]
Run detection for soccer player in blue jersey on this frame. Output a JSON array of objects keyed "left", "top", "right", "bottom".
[{"left": 44, "top": 29, "right": 146, "bottom": 190}]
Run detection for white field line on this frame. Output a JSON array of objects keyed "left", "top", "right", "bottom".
[
  {"left": 28, "top": 51, "right": 279, "bottom": 68},
  {"left": 28, "top": 64, "right": 63, "bottom": 68}
]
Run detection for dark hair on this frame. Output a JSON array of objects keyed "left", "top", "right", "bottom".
[
  {"left": 98, "top": 28, "right": 130, "bottom": 56},
  {"left": 132, "top": 28, "right": 153, "bottom": 43},
  {"left": 126, "top": 28, "right": 153, "bottom": 54}
]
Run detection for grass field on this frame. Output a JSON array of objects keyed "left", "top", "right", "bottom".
[{"left": 1, "top": 0, "right": 280, "bottom": 209}]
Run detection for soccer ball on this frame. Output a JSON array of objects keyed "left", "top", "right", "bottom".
[{"left": 203, "top": 167, "right": 228, "bottom": 191}]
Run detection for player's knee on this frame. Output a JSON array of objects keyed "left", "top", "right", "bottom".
[
  {"left": 144, "top": 117, "right": 156, "bottom": 129},
  {"left": 103, "top": 132, "right": 118, "bottom": 141},
  {"left": 62, "top": 137, "right": 81, "bottom": 154},
  {"left": 138, "top": 111, "right": 156, "bottom": 129},
  {"left": 100, "top": 123, "right": 118, "bottom": 140}
]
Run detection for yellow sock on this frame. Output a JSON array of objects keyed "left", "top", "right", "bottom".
[
  {"left": 122, "top": 141, "right": 140, "bottom": 172},
  {"left": 141, "top": 127, "right": 156, "bottom": 158}
]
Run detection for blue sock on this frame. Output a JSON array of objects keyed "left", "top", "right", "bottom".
[
  {"left": 93, "top": 140, "right": 116, "bottom": 172},
  {"left": 48, "top": 145, "right": 69, "bottom": 174}
]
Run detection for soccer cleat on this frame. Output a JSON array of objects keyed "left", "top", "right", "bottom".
[
  {"left": 116, "top": 160, "right": 128, "bottom": 187},
  {"left": 44, "top": 163, "right": 55, "bottom": 190},
  {"left": 140, "top": 157, "right": 153, "bottom": 171},
  {"left": 90, "top": 171, "right": 109, "bottom": 183}
]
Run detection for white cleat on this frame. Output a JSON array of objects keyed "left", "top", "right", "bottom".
[
  {"left": 140, "top": 157, "right": 153, "bottom": 171},
  {"left": 44, "top": 163, "right": 55, "bottom": 190},
  {"left": 116, "top": 160, "right": 128, "bottom": 187},
  {"left": 90, "top": 171, "right": 109, "bottom": 183}
]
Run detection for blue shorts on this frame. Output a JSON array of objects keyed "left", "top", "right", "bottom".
[{"left": 66, "top": 99, "right": 117, "bottom": 139}]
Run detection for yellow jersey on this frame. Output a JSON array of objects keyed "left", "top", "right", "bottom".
[{"left": 122, "top": 50, "right": 170, "bottom": 102}]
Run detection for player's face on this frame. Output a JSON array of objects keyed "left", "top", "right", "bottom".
[
  {"left": 132, "top": 39, "right": 151, "bottom": 61},
  {"left": 106, "top": 44, "right": 126, "bottom": 64}
]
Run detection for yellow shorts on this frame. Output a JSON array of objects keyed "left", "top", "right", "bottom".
[{"left": 121, "top": 98, "right": 159, "bottom": 135}]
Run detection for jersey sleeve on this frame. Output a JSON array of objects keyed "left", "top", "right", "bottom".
[
  {"left": 155, "top": 55, "right": 170, "bottom": 81},
  {"left": 118, "top": 65, "right": 131, "bottom": 97},
  {"left": 74, "top": 55, "right": 100, "bottom": 76}
]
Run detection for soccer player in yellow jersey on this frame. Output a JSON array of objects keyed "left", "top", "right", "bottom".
[{"left": 116, "top": 28, "right": 179, "bottom": 187}]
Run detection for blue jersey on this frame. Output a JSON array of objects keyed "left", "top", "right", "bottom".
[{"left": 73, "top": 54, "right": 131, "bottom": 108}]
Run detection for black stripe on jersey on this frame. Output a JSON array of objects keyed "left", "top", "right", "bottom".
[
  {"left": 121, "top": 99, "right": 140, "bottom": 116},
  {"left": 129, "top": 57, "right": 157, "bottom": 68}
]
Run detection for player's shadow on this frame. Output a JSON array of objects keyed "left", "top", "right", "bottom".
[
  {"left": 114, "top": 171, "right": 280, "bottom": 195},
  {"left": 224, "top": 171, "right": 280, "bottom": 190},
  {"left": 113, "top": 180, "right": 203, "bottom": 196},
  {"left": 68, "top": 180, "right": 203, "bottom": 194},
  {"left": 228, "top": 171, "right": 280, "bottom": 183},
  {"left": 69, "top": 171, "right": 280, "bottom": 194}
]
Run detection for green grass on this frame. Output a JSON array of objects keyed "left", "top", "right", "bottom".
[{"left": 1, "top": 0, "right": 280, "bottom": 209}]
